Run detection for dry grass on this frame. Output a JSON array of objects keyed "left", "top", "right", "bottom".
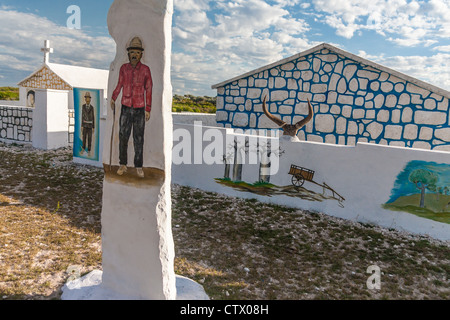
[
  {"left": 0, "top": 143, "right": 448, "bottom": 300},
  {"left": 172, "top": 186, "right": 449, "bottom": 300},
  {"left": 0, "top": 144, "right": 102, "bottom": 299}
]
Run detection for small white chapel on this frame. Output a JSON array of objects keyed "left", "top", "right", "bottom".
[
  {"left": 16, "top": 40, "right": 109, "bottom": 151},
  {"left": 18, "top": 40, "right": 109, "bottom": 111}
]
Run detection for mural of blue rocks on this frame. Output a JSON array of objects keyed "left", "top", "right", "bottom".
[{"left": 213, "top": 43, "right": 450, "bottom": 152}]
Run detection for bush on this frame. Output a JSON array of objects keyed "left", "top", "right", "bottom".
[
  {"left": 0, "top": 87, "right": 19, "bottom": 101},
  {"left": 172, "top": 94, "right": 216, "bottom": 113}
]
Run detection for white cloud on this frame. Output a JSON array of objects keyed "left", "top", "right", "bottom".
[
  {"left": 0, "top": 8, "right": 115, "bottom": 82},
  {"left": 433, "top": 45, "right": 450, "bottom": 52},
  {"left": 0, "top": 5, "right": 15, "bottom": 10},
  {"left": 359, "top": 50, "right": 450, "bottom": 91},
  {"left": 172, "top": 0, "right": 314, "bottom": 94},
  {"left": 311, "top": 0, "right": 450, "bottom": 47},
  {"left": 273, "top": 0, "right": 303, "bottom": 6},
  {"left": 3, "top": 1, "right": 449, "bottom": 96},
  {"left": 174, "top": 0, "right": 210, "bottom": 11}
]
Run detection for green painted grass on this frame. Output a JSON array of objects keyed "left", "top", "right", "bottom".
[{"left": 384, "top": 193, "right": 450, "bottom": 224}]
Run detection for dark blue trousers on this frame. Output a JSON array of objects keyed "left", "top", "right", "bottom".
[{"left": 119, "top": 105, "right": 145, "bottom": 168}]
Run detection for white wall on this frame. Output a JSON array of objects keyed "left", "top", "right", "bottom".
[
  {"left": 172, "top": 123, "right": 450, "bottom": 241},
  {"left": 82, "top": 112, "right": 218, "bottom": 168},
  {"left": 173, "top": 112, "right": 217, "bottom": 127},
  {"left": 32, "top": 89, "right": 69, "bottom": 150},
  {"left": 47, "top": 90, "right": 69, "bottom": 149},
  {"left": 31, "top": 89, "right": 48, "bottom": 149},
  {"left": 0, "top": 100, "right": 24, "bottom": 107}
]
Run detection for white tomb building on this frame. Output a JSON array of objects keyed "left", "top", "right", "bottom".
[{"left": 16, "top": 40, "right": 109, "bottom": 150}]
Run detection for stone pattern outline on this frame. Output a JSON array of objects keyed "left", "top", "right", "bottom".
[
  {"left": 19, "top": 66, "right": 72, "bottom": 91},
  {"left": 0, "top": 106, "right": 33, "bottom": 142},
  {"left": 0, "top": 106, "right": 75, "bottom": 145},
  {"left": 216, "top": 47, "right": 450, "bottom": 151}
]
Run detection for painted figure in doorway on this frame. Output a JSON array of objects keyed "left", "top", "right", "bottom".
[
  {"left": 110, "top": 36, "right": 153, "bottom": 178},
  {"left": 27, "top": 90, "right": 35, "bottom": 108},
  {"left": 81, "top": 92, "right": 95, "bottom": 155}
]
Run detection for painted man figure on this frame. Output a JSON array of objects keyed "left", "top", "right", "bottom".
[
  {"left": 111, "top": 36, "right": 153, "bottom": 178},
  {"left": 27, "top": 90, "right": 35, "bottom": 108},
  {"left": 81, "top": 92, "right": 95, "bottom": 155}
]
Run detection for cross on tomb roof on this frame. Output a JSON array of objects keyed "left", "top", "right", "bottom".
[{"left": 41, "top": 40, "right": 54, "bottom": 64}]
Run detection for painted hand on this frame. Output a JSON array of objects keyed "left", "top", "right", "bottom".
[
  {"left": 110, "top": 99, "right": 115, "bottom": 110},
  {"left": 145, "top": 111, "right": 151, "bottom": 122}
]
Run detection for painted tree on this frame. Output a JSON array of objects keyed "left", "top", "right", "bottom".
[
  {"left": 222, "top": 134, "right": 250, "bottom": 182},
  {"left": 255, "top": 140, "right": 285, "bottom": 183},
  {"left": 408, "top": 169, "right": 438, "bottom": 208},
  {"left": 428, "top": 184, "right": 442, "bottom": 200},
  {"left": 222, "top": 152, "right": 233, "bottom": 180},
  {"left": 258, "top": 140, "right": 272, "bottom": 183},
  {"left": 232, "top": 137, "right": 249, "bottom": 182}
]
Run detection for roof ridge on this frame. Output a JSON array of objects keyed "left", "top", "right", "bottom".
[
  {"left": 46, "top": 62, "right": 108, "bottom": 72},
  {"left": 211, "top": 43, "right": 450, "bottom": 98},
  {"left": 17, "top": 62, "right": 109, "bottom": 90}
]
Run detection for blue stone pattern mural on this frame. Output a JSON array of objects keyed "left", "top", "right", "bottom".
[{"left": 215, "top": 46, "right": 450, "bottom": 151}]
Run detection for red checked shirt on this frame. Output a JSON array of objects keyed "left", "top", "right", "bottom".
[{"left": 112, "top": 61, "right": 153, "bottom": 112}]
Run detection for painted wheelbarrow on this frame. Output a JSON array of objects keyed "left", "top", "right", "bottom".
[
  {"left": 288, "top": 165, "right": 315, "bottom": 187},
  {"left": 288, "top": 164, "right": 346, "bottom": 205}
]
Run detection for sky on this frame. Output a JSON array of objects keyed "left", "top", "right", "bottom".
[{"left": 0, "top": 0, "right": 450, "bottom": 96}]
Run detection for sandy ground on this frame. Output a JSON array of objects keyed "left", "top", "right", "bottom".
[{"left": 0, "top": 143, "right": 448, "bottom": 300}]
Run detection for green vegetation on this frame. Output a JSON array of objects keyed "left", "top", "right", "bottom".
[
  {"left": 215, "top": 178, "right": 278, "bottom": 196},
  {"left": 385, "top": 162, "right": 450, "bottom": 224},
  {"left": 216, "top": 178, "right": 277, "bottom": 189},
  {"left": 172, "top": 94, "right": 216, "bottom": 113},
  {"left": 384, "top": 193, "right": 450, "bottom": 224},
  {"left": 0, "top": 87, "right": 217, "bottom": 113},
  {"left": 0, "top": 87, "right": 19, "bottom": 101}
]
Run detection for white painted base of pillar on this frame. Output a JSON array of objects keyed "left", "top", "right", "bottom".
[{"left": 61, "top": 270, "right": 209, "bottom": 300}]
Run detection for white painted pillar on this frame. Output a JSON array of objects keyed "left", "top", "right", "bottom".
[
  {"left": 32, "top": 89, "right": 69, "bottom": 150},
  {"left": 100, "top": 0, "right": 176, "bottom": 300},
  {"left": 61, "top": 0, "right": 208, "bottom": 300}
]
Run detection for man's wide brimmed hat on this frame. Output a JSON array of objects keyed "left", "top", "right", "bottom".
[{"left": 127, "top": 37, "right": 144, "bottom": 51}]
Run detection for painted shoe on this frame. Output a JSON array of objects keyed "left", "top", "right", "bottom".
[
  {"left": 136, "top": 167, "right": 144, "bottom": 178},
  {"left": 117, "top": 165, "right": 127, "bottom": 176}
]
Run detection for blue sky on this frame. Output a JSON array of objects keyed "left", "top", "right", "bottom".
[{"left": 0, "top": 0, "right": 450, "bottom": 96}]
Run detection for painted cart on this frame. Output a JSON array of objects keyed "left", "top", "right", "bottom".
[
  {"left": 289, "top": 165, "right": 314, "bottom": 187},
  {"left": 289, "top": 164, "right": 345, "bottom": 205}
]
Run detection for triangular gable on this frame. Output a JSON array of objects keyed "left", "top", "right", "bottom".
[
  {"left": 46, "top": 63, "right": 109, "bottom": 90},
  {"left": 18, "top": 65, "right": 72, "bottom": 90},
  {"left": 212, "top": 43, "right": 450, "bottom": 98}
]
